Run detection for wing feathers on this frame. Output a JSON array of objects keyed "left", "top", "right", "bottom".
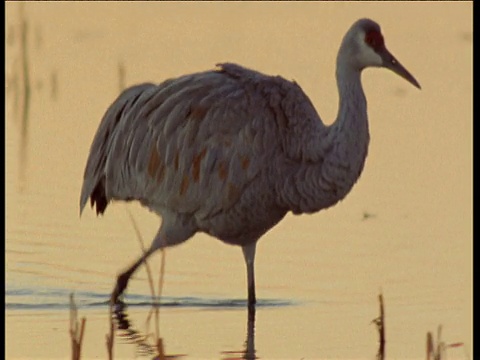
[{"left": 81, "top": 64, "right": 307, "bottom": 219}]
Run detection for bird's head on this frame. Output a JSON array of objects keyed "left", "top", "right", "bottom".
[{"left": 338, "top": 18, "right": 421, "bottom": 89}]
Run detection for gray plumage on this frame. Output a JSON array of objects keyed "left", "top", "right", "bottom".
[{"left": 80, "top": 18, "right": 420, "bottom": 307}]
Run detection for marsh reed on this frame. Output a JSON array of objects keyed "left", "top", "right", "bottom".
[{"left": 69, "top": 293, "right": 86, "bottom": 360}]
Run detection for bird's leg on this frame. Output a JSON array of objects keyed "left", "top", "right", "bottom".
[
  {"left": 111, "top": 246, "right": 156, "bottom": 305},
  {"left": 242, "top": 242, "right": 257, "bottom": 310},
  {"left": 110, "top": 221, "right": 195, "bottom": 306}
]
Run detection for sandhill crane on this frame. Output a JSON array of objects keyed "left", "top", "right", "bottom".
[{"left": 80, "top": 18, "right": 420, "bottom": 308}]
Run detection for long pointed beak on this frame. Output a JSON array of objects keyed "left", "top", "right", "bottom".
[{"left": 379, "top": 47, "right": 421, "bottom": 89}]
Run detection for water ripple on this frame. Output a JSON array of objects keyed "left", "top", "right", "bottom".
[{"left": 5, "top": 287, "right": 296, "bottom": 311}]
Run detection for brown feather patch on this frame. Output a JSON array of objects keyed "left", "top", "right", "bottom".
[
  {"left": 148, "top": 146, "right": 165, "bottom": 183},
  {"left": 240, "top": 155, "right": 250, "bottom": 170},
  {"left": 227, "top": 182, "right": 239, "bottom": 203},
  {"left": 180, "top": 175, "right": 189, "bottom": 196},
  {"left": 218, "top": 161, "right": 228, "bottom": 181},
  {"left": 189, "top": 105, "right": 209, "bottom": 120},
  {"left": 192, "top": 148, "right": 207, "bottom": 182}
]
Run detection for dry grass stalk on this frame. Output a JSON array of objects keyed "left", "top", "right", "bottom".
[
  {"left": 118, "top": 60, "right": 126, "bottom": 92},
  {"left": 372, "top": 292, "right": 385, "bottom": 360},
  {"left": 126, "top": 208, "right": 166, "bottom": 357},
  {"left": 69, "top": 293, "right": 86, "bottom": 360},
  {"left": 426, "top": 325, "right": 467, "bottom": 360}
]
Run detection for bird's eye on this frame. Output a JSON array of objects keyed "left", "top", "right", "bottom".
[{"left": 365, "top": 30, "right": 384, "bottom": 49}]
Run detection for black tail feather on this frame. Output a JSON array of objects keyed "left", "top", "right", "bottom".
[{"left": 90, "top": 181, "right": 108, "bottom": 215}]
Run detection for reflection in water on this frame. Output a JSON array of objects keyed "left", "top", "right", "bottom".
[
  {"left": 6, "top": 3, "right": 32, "bottom": 192},
  {"left": 8, "top": 4, "right": 59, "bottom": 192},
  {"left": 221, "top": 308, "right": 256, "bottom": 360},
  {"left": 113, "top": 302, "right": 258, "bottom": 359},
  {"left": 18, "top": 3, "right": 31, "bottom": 191},
  {"left": 19, "top": 4, "right": 31, "bottom": 176},
  {"left": 113, "top": 302, "right": 186, "bottom": 359}
]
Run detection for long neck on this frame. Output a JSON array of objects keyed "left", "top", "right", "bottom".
[
  {"left": 331, "top": 61, "right": 370, "bottom": 171},
  {"left": 277, "top": 62, "right": 370, "bottom": 214}
]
